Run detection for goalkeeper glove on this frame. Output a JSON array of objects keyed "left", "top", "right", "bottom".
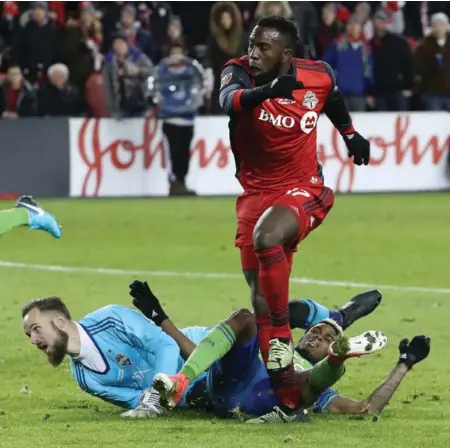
[
  {"left": 398, "top": 335, "right": 431, "bottom": 370},
  {"left": 129, "top": 280, "right": 168, "bottom": 326},
  {"left": 342, "top": 130, "right": 370, "bottom": 166}
]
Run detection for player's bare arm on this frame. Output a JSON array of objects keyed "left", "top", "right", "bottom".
[
  {"left": 129, "top": 280, "right": 196, "bottom": 360},
  {"left": 161, "top": 320, "right": 196, "bottom": 360},
  {"left": 327, "top": 335, "right": 431, "bottom": 415}
]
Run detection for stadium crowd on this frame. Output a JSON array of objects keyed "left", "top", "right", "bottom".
[{"left": 0, "top": 0, "right": 449, "bottom": 119}]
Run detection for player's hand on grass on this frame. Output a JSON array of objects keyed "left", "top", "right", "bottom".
[
  {"left": 343, "top": 131, "right": 370, "bottom": 166},
  {"left": 398, "top": 335, "right": 431, "bottom": 370},
  {"left": 267, "top": 75, "right": 304, "bottom": 100},
  {"left": 129, "top": 280, "right": 168, "bottom": 326}
]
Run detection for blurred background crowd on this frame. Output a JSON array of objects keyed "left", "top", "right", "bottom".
[{"left": 0, "top": 0, "right": 449, "bottom": 120}]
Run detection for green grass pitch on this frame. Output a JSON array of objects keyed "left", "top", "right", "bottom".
[{"left": 0, "top": 194, "right": 449, "bottom": 448}]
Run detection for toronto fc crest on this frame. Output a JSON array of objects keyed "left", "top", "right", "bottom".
[{"left": 302, "top": 91, "right": 319, "bottom": 110}]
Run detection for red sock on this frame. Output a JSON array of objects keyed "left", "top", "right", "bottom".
[
  {"left": 256, "top": 245, "right": 292, "bottom": 341},
  {"left": 285, "top": 249, "right": 294, "bottom": 274},
  {"left": 255, "top": 314, "right": 272, "bottom": 363},
  {"left": 271, "top": 364, "right": 301, "bottom": 409}
]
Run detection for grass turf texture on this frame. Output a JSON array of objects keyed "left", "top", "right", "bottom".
[{"left": 0, "top": 194, "right": 448, "bottom": 448}]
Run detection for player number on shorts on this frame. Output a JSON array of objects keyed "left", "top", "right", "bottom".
[{"left": 286, "top": 188, "right": 311, "bottom": 198}]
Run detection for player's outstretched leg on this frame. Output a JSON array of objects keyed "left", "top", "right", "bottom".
[
  {"left": 14, "top": 195, "right": 61, "bottom": 238},
  {"left": 154, "top": 309, "right": 254, "bottom": 409},
  {"left": 289, "top": 290, "right": 382, "bottom": 331},
  {"left": 0, "top": 206, "right": 29, "bottom": 236},
  {"left": 246, "top": 330, "right": 387, "bottom": 424},
  {"left": 338, "top": 290, "right": 382, "bottom": 330}
]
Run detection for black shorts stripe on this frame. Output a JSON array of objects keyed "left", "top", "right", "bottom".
[
  {"left": 304, "top": 190, "right": 333, "bottom": 214},
  {"left": 304, "top": 189, "right": 332, "bottom": 213},
  {"left": 302, "top": 188, "right": 328, "bottom": 210},
  {"left": 304, "top": 193, "right": 331, "bottom": 215}
]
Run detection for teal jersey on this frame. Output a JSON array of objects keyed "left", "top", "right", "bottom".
[{"left": 70, "top": 305, "right": 209, "bottom": 409}]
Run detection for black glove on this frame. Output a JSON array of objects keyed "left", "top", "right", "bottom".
[
  {"left": 129, "top": 280, "right": 168, "bottom": 326},
  {"left": 266, "top": 75, "right": 304, "bottom": 100},
  {"left": 343, "top": 131, "right": 370, "bottom": 166},
  {"left": 398, "top": 335, "right": 431, "bottom": 370}
]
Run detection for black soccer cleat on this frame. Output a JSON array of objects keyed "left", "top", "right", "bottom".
[
  {"left": 338, "top": 290, "right": 382, "bottom": 330},
  {"left": 16, "top": 195, "right": 39, "bottom": 209},
  {"left": 246, "top": 405, "right": 310, "bottom": 424}
]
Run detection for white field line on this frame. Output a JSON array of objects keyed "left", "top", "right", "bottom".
[{"left": 0, "top": 260, "right": 449, "bottom": 295}]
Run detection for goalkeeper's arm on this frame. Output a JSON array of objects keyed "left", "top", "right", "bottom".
[{"left": 160, "top": 319, "right": 197, "bottom": 361}]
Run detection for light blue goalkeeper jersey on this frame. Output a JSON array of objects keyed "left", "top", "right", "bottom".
[{"left": 69, "top": 305, "right": 209, "bottom": 409}]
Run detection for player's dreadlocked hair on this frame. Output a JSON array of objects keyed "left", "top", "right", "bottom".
[
  {"left": 22, "top": 296, "right": 71, "bottom": 319},
  {"left": 256, "top": 15, "right": 299, "bottom": 50}
]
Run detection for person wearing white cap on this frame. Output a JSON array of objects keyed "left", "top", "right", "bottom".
[{"left": 414, "top": 11, "right": 450, "bottom": 111}]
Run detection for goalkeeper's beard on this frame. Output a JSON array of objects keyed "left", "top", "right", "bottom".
[{"left": 47, "top": 322, "right": 69, "bottom": 367}]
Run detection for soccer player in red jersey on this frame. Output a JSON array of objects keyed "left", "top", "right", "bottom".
[{"left": 218, "top": 16, "right": 371, "bottom": 416}]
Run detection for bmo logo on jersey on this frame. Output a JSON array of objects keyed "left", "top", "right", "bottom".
[
  {"left": 258, "top": 110, "right": 295, "bottom": 128},
  {"left": 300, "top": 111, "right": 318, "bottom": 135},
  {"left": 258, "top": 109, "right": 319, "bottom": 134}
]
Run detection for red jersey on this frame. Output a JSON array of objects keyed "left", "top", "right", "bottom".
[{"left": 219, "top": 56, "right": 334, "bottom": 194}]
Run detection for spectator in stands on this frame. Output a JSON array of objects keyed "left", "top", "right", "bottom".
[
  {"left": 415, "top": 12, "right": 450, "bottom": 111},
  {"left": 354, "top": 2, "right": 374, "bottom": 40},
  {"left": 237, "top": 2, "right": 258, "bottom": 32},
  {"left": 323, "top": 15, "right": 373, "bottom": 111},
  {"left": 290, "top": 1, "right": 318, "bottom": 58},
  {"left": 78, "top": 3, "right": 103, "bottom": 71},
  {"left": 252, "top": 1, "right": 310, "bottom": 57},
  {"left": 406, "top": 1, "right": 450, "bottom": 38},
  {"left": 99, "top": 1, "right": 123, "bottom": 53},
  {"left": 37, "top": 63, "right": 85, "bottom": 116},
  {"left": 12, "top": 1, "right": 59, "bottom": 86},
  {"left": 206, "top": 1, "right": 244, "bottom": 114},
  {"left": 382, "top": 1, "right": 406, "bottom": 35},
  {"left": 0, "top": 64, "right": 37, "bottom": 118},
  {"left": 117, "top": 4, "right": 153, "bottom": 60},
  {"left": 1, "top": 1, "right": 20, "bottom": 50},
  {"left": 137, "top": 2, "right": 172, "bottom": 61},
  {"left": 60, "top": 4, "right": 102, "bottom": 90},
  {"left": 354, "top": 2, "right": 406, "bottom": 40},
  {"left": 370, "top": 11, "right": 413, "bottom": 111},
  {"left": 315, "top": 3, "right": 343, "bottom": 59},
  {"left": 103, "top": 33, "right": 154, "bottom": 118},
  {"left": 153, "top": 42, "right": 205, "bottom": 196},
  {"left": 159, "top": 16, "right": 187, "bottom": 61}
]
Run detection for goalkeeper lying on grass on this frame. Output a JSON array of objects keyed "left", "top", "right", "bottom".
[{"left": 126, "top": 281, "right": 430, "bottom": 423}]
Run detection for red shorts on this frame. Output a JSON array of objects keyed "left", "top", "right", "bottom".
[{"left": 236, "top": 184, "right": 334, "bottom": 270}]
